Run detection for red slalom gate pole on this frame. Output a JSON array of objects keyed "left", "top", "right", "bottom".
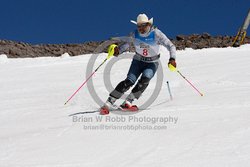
[
  {"left": 177, "top": 70, "right": 204, "bottom": 96},
  {"left": 64, "top": 44, "right": 118, "bottom": 105},
  {"left": 64, "top": 71, "right": 95, "bottom": 105},
  {"left": 168, "top": 64, "right": 203, "bottom": 96},
  {"left": 64, "top": 58, "right": 108, "bottom": 105}
]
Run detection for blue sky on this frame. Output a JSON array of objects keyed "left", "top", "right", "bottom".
[{"left": 0, "top": 0, "right": 249, "bottom": 44}]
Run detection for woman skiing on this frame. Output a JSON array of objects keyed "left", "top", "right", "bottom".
[{"left": 100, "top": 13, "right": 177, "bottom": 115}]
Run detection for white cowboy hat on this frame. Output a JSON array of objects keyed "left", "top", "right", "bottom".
[{"left": 130, "top": 14, "right": 153, "bottom": 25}]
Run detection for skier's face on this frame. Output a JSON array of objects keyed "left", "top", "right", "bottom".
[{"left": 137, "top": 23, "right": 151, "bottom": 34}]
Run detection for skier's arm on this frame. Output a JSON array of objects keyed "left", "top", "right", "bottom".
[
  {"left": 109, "top": 42, "right": 129, "bottom": 57},
  {"left": 155, "top": 29, "right": 176, "bottom": 60},
  {"left": 118, "top": 43, "right": 130, "bottom": 54},
  {"left": 111, "top": 32, "right": 134, "bottom": 56}
]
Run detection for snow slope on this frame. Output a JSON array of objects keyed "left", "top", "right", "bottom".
[{"left": 1, "top": 45, "right": 250, "bottom": 167}]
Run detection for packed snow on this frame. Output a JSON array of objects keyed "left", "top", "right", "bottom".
[
  {"left": 1, "top": 45, "right": 250, "bottom": 167},
  {"left": 0, "top": 54, "right": 8, "bottom": 64}
]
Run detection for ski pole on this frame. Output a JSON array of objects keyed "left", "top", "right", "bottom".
[
  {"left": 166, "top": 81, "right": 173, "bottom": 100},
  {"left": 168, "top": 64, "right": 204, "bottom": 96},
  {"left": 64, "top": 44, "right": 117, "bottom": 105}
]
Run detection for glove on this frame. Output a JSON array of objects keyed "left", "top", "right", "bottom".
[
  {"left": 168, "top": 58, "right": 177, "bottom": 71},
  {"left": 168, "top": 58, "right": 176, "bottom": 68},
  {"left": 113, "top": 45, "right": 119, "bottom": 57}
]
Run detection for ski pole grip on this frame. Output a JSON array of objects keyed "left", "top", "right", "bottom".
[
  {"left": 107, "top": 44, "right": 118, "bottom": 59},
  {"left": 168, "top": 63, "right": 177, "bottom": 72}
]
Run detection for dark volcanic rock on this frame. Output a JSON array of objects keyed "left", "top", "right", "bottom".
[
  {"left": 172, "top": 33, "right": 250, "bottom": 50},
  {"left": 1, "top": 33, "right": 250, "bottom": 58},
  {"left": 176, "top": 35, "right": 186, "bottom": 41},
  {"left": 0, "top": 40, "right": 102, "bottom": 58}
]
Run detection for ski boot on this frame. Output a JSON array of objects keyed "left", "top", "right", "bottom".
[
  {"left": 120, "top": 100, "right": 138, "bottom": 112},
  {"left": 99, "top": 96, "right": 117, "bottom": 115},
  {"left": 100, "top": 104, "right": 110, "bottom": 115}
]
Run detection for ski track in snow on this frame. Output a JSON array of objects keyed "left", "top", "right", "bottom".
[{"left": 0, "top": 45, "right": 250, "bottom": 167}]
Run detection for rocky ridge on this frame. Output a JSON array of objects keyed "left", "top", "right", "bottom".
[{"left": 0, "top": 33, "right": 249, "bottom": 58}]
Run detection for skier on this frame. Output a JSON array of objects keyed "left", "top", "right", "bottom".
[{"left": 100, "top": 13, "right": 177, "bottom": 115}]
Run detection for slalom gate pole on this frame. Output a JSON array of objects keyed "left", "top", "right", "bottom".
[
  {"left": 64, "top": 58, "right": 108, "bottom": 105},
  {"left": 177, "top": 70, "right": 204, "bottom": 96},
  {"left": 168, "top": 64, "right": 204, "bottom": 97},
  {"left": 64, "top": 44, "right": 117, "bottom": 105},
  {"left": 166, "top": 81, "right": 173, "bottom": 100}
]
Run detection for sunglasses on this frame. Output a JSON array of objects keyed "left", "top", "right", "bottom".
[{"left": 137, "top": 23, "right": 149, "bottom": 28}]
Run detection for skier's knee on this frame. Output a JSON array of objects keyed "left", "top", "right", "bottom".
[
  {"left": 123, "top": 79, "right": 134, "bottom": 88},
  {"left": 139, "top": 77, "right": 151, "bottom": 85},
  {"left": 110, "top": 79, "right": 134, "bottom": 99},
  {"left": 131, "top": 77, "right": 151, "bottom": 99}
]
